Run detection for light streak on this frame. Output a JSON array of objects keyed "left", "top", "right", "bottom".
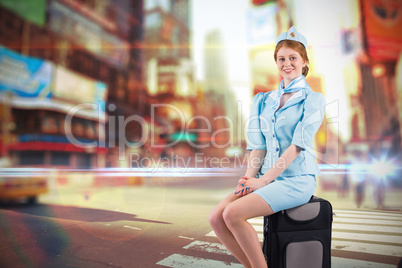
[{"left": 0, "top": 163, "right": 400, "bottom": 178}]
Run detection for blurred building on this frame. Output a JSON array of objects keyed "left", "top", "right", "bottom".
[
  {"left": 247, "top": 1, "right": 282, "bottom": 94},
  {"left": 144, "top": 0, "right": 192, "bottom": 97},
  {"left": 358, "top": 0, "right": 402, "bottom": 158},
  {"left": 143, "top": 0, "right": 199, "bottom": 163},
  {"left": 202, "top": 30, "right": 239, "bottom": 158},
  {"left": 204, "top": 30, "right": 229, "bottom": 93},
  {"left": 0, "top": 0, "right": 145, "bottom": 168}
]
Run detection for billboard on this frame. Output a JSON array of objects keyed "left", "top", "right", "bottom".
[
  {"left": 246, "top": 3, "right": 277, "bottom": 46},
  {"left": 362, "top": 0, "right": 402, "bottom": 61},
  {"left": 54, "top": 66, "right": 107, "bottom": 111},
  {"left": 0, "top": 46, "right": 52, "bottom": 98},
  {"left": 0, "top": 0, "right": 46, "bottom": 26},
  {"left": 48, "top": 0, "right": 130, "bottom": 68},
  {"left": 251, "top": 0, "right": 274, "bottom": 5},
  {"left": 58, "top": 0, "right": 132, "bottom": 38},
  {"left": 0, "top": 47, "right": 108, "bottom": 122}
]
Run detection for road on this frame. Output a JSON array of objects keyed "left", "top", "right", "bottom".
[{"left": 0, "top": 172, "right": 401, "bottom": 267}]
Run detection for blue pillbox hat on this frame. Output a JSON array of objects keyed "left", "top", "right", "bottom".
[{"left": 276, "top": 26, "right": 308, "bottom": 48}]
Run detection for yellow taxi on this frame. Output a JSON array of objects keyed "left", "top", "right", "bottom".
[{"left": 0, "top": 168, "right": 48, "bottom": 204}]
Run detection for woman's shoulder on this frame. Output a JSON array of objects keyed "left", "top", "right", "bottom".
[
  {"left": 251, "top": 92, "right": 265, "bottom": 107},
  {"left": 251, "top": 91, "right": 271, "bottom": 104},
  {"left": 304, "top": 89, "right": 326, "bottom": 111},
  {"left": 252, "top": 91, "right": 268, "bottom": 100},
  {"left": 305, "top": 88, "right": 325, "bottom": 103}
]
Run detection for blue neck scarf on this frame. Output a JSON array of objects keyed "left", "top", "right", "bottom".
[{"left": 272, "top": 75, "right": 309, "bottom": 110}]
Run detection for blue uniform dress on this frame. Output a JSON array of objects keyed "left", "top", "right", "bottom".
[{"left": 247, "top": 76, "right": 326, "bottom": 213}]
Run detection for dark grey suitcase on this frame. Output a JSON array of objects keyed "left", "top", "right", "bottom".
[{"left": 262, "top": 196, "right": 333, "bottom": 268}]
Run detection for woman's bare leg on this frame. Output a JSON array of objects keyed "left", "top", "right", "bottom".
[
  {"left": 223, "top": 193, "right": 274, "bottom": 268},
  {"left": 209, "top": 193, "right": 252, "bottom": 268}
]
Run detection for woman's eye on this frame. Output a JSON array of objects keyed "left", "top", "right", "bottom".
[{"left": 290, "top": 57, "right": 296, "bottom": 60}]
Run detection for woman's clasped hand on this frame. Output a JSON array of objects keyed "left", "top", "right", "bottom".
[{"left": 234, "top": 176, "right": 267, "bottom": 197}]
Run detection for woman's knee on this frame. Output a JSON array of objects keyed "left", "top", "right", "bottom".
[
  {"left": 210, "top": 194, "right": 239, "bottom": 229},
  {"left": 208, "top": 207, "right": 224, "bottom": 229},
  {"left": 222, "top": 203, "right": 242, "bottom": 228}
]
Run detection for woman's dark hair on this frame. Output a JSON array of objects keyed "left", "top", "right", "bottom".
[{"left": 274, "top": 40, "right": 309, "bottom": 77}]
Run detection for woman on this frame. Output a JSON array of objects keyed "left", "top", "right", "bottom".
[{"left": 208, "top": 26, "right": 326, "bottom": 268}]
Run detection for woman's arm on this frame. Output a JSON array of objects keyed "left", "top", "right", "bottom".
[
  {"left": 235, "top": 149, "right": 266, "bottom": 195},
  {"left": 258, "top": 144, "right": 302, "bottom": 185},
  {"left": 237, "top": 144, "right": 302, "bottom": 195},
  {"left": 244, "top": 149, "right": 267, "bottom": 178}
]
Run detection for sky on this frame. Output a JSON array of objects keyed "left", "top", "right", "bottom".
[{"left": 191, "top": 0, "right": 251, "bottom": 108}]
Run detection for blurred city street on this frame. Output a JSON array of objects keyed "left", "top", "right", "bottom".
[
  {"left": 1, "top": 0, "right": 402, "bottom": 267},
  {"left": 1, "top": 169, "right": 401, "bottom": 267}
]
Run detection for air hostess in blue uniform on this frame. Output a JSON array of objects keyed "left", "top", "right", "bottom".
[{"left": 209, "top": 26, "right": 326, "bottom": 268}]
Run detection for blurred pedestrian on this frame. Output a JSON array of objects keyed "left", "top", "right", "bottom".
[
  {"left": 355, "top": 178, "right": 365, "bottom": 208},
  {"left": 374, "top": 177, "right": 386, "bottom": 209},
  {"left": 370, "top": 144, "right": 388, "bottom": 209},
  {"left": 349, "top": 150, "right": 367, "bottom": 208},
  {"left": 209, "top": 26, "right": 326, "bottom": 268},
  {"left": 338, "top": 167, "right": 350, "bottom": 198}
]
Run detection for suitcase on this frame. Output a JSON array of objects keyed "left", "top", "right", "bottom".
[{"left": 262, "top": 196, "right": 333, "bottom": 268}]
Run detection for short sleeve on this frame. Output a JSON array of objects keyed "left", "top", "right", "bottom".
[
  {"left": 292, "top": 92, "right": 325, "bottom": 150},
  {"left": 246, "top": 92, "right": 267, "bottom": 151}
]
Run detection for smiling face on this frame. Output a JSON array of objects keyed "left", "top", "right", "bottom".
[{"left": 276, "top": 46, "right": 306, "bottom": 87}]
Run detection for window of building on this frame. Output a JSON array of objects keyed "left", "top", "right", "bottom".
[
  {"left": 50, "top": 151, "right": 70, "bottom": 166},
  {"left": 76, "top": 153, "right": 91, "bottom": 169},
  {"left": 19, "top": 151, "right": 45, "bottom": 166}
]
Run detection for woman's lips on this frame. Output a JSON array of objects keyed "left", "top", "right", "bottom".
[{"left": 283, "top": 68, "right": 294, "bottom": 73}]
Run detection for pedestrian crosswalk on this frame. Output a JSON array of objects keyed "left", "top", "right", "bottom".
[{"left": 156, "top": 209, "right": 402, "bottom": 267}]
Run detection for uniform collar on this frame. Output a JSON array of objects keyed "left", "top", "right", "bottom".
[
  {"left": 267, "top": 87, "right": 305, "bottom": 102},
  {"left": 266, "top": 75, "right": 310, "bottom": 105},
  {"left": 265, "top": 87, "right": 307, "bottom": 111},
  {"left": 284, "top": 89, "right": 306, "bottom": 107},
  {"left": 268, "top": 89, "right": 278, "bottom": 100}
]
